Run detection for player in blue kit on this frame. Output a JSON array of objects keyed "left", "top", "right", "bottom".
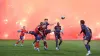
[
  {"left": 78, "top": 20, "right": 92, "bottom": 56},
  {"left": 54, "top": 22, "right": 63, "bottom": 50},
  {"left": 42, "top": 18, "right": 55, "bottom": 50}
]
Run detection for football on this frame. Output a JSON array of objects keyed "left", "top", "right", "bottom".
[{"left": 61, "top": 16, "right": 65, "bottom": 19}]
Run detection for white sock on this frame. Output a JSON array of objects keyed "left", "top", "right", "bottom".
[
  {"left": 88, "top": 50, "right": 91, "bottom": 53},
  {"left": 37, "top": 48, "right": 40, "bottom": 51}
]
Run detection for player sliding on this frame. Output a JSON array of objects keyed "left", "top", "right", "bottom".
[
  {"left": 15, "top": 26, "right": 28, "bottom": 46},
  {"left": 54, "top": 22, "right": 63, "bottom": 50},
  {"left": 78, "top": 20, "right": 92, "bottom": 56}
]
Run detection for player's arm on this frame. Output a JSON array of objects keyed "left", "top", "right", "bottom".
[
  {"left": 39, "top": 31, "right": 43, "bottom": 36},
  {"left": 25, "top": 30, "right": 28, "bottom": 33},
  {"left": 49, "top": 22, "right": 56, "bottom": 26},
  {"left": 79, "top": 30, "right": 83, "bottom": 35},
  {"left": 78, "top": 24, "right": 85, "bottom": 36},
  {"left": 88, "top": 28, "right": 92, "bottom": 37},
  {"left": 49, "top": 23, "right": 55, "bottom": 26},
  {"left": 60, "top": 30, "right": 63, "bottom": 34},
  {"left": 53, "top": 26, "right": 56, "bottom": 32},
  {"left": 60, "top": 27, "right": 64, "bottom": 34}
]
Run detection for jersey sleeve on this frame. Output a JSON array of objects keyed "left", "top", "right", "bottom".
[{"left": 80, "top": 29, "right": 83, "bottom": 34}]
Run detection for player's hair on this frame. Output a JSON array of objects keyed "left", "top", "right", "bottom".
[
  {"left": 57, "top": 22, "right": 60, "bottom": 25},
  {"left": 80, "top": 20, "right": 85, "bottom": 24},
  {"left": 40, "top": 22, "right": 44, "bottom": 25},
  {"left": 57, "top": 22, "right": 59, "bottom": 24},
  {"left": 44, "top": 18, "right": 48, "bottom": 20}
]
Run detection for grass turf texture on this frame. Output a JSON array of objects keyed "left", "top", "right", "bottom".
[{"left": 0, "top": 40, "right": 100, "bottom": 56}]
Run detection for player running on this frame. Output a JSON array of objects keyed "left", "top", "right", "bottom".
[
  {"left": 54, "top": 22, "right": 63, "bottom": 50},
  {"left": 15, "top": 26, "right": 28, "bottom": 46},
  {"left": 78, "top": 20, "right": 92, "bottom": 56}
]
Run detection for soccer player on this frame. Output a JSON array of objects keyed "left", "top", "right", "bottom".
[
  {"left": 42, "top": 18, "right": 55, "bottom": 50},
  {"left": 78, "top": 20, "right": 92, "bottom": 56},
  {"left": 54, "top": 22, "right": 63, "bottom": 50},
  {"left": 29, "top": 22, "right": 45, "bottom": 51},
  {"left": 31, "top": 22, "right": 45, "bottom": 46},
  {"left": 15, "top": 26, "right": 28, "bottom": 46}
]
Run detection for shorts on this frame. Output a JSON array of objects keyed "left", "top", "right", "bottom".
[
  {"left": 83, "top": 35, "right": 92, "bottom": 42},
  {"left": 36, "top": 35, "right": 41, "bottom": 40},
  {"left": 20, "top": 36, "right": 24, "bottom": 40},
  {"left": 55, "top": 33, "right": 61, "bottom": 39}
]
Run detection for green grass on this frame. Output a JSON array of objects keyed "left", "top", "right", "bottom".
[{"left": 0, "top": 40, "right": 100, "bottom": 56}]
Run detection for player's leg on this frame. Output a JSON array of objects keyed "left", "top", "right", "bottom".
[
  {"left": 84, "top": 36, "right": 91, "bottom": 56},
  {"left": 35, "top": 40, "right": 40, "bottom": 51},
  {"left": 87, "top": 40, "right": 90, "bottom": 52},
  {"left": 43, "top": 29, "right": 51, "bottom": 49},
  {"left": 15, "top": 40, "right": 21, "bottom": 46},
  {"left": 57, "top": 34, "right": 62, "bottom": 50},
  {"left": 43, "top": 30, "right": 49, "bottom": 50},
  {"left": 87, "top": 36, "right": 92, "bottom": 55},
  {"left": 55, "top": 34, "right": 59, "bottom": 50},
  {"left": 32, "top": 38, "right": 37, "bottom": 46},
  {"left": 87, "top": 36, "right": 92, "bottom": 52},
  {"left": 43, "top": 36, "right": 48, "bottom": 50},
  {"left": 58, "top": 35, "right": 62, "bottom": 46},
  {"left": 34, "top": 35, "right": 41, "bottom": 51},
  {"left": 21, "top": 36, "right": 24, "bottom": 46},
  {"left": 29, "top": 31, "right": 37, "bottom": 46},
  {"left": 15, "top": 36, "right": 22, "bottom": 46}
]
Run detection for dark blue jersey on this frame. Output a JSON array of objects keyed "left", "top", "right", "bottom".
[
  {"left": 44, "top": 22, "right": 49, "bottom": 29},
  {"left": 80, "top": 24, "right": 91, "bottom": 36},
  {"left": 54, "top": 25, "right": 61, "bottom": 34}
]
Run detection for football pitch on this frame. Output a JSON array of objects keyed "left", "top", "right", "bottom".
[{"left": 0, "top": 40, "right": 100, "bottom": 56}]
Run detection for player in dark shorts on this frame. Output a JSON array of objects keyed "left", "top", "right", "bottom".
[
  {"left": 78, "top": 20, "right": 92, "bottom": 56},
  {"left": 42, "top": 18, "right": 55, "bottom": 50},
  {"left": 54, "top": 22, "right": 63, "bottom": 50}
]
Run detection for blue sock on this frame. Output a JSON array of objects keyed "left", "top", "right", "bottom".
[
  {"left": 88, "top": 45, "right": 90, "bottom": 50},
  {"left": 56, "top": 39, "right": 58, "bottom": 47},
  {"left": 85, "top": 44, "right": 90, "bottom": 51}
]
